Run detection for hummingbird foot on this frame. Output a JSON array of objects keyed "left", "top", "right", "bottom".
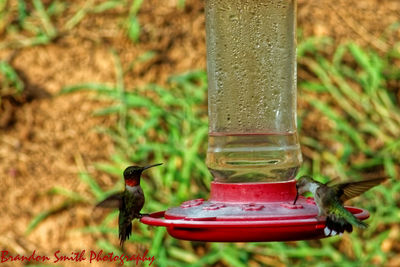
[{"left": 138, "top": 213, "right": 150, "bottom": 218}]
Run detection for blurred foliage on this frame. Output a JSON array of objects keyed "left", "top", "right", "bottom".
[
  {"left": 298, "top": 38, "right": 400, "bottom": 183},
  {"left": 0, "top": 0, "right": 185, "bottom": 48},
  {"left": 0, "top": 60, "right": 24, "bottom": 104},
  {"left": 0, "top": 0, "right": 58, "bottom": 48}
]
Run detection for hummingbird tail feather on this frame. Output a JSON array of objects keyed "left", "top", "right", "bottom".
[
  {"left": 355, "top": 219, "right": 368, "bottom": 229},
  {"left": 119, "top": 221, "right": 132, "bottom": 247},
  {"left": 341, "top": 207, "right": 369, "bottom": 230},
  {"left": 325, "top": 215, "right": 353, "bottom": 235}
]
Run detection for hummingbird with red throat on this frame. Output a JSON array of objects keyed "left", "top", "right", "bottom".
[{"left": 96, "top": 163, "right": 163, "bottom": 246}]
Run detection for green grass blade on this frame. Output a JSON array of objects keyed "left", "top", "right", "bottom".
[
  {"left": 79, "top": 171, "right": 106, "bottom": 201},
  {"left": 61, "top": 83, "right": 115, "bottom": 94},
  {"left": 26, "top": 201, "right": 76, "bottom": 234},
  {"left": 0, "top": 60, "right": 24, "bottom": 93},
  {"left": 32, "top": 0, "right": 57, "bottom": 38}
]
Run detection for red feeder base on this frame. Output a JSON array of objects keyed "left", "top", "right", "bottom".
[{"left": 140, "top": 181, "right": 369, "bottom": 242}]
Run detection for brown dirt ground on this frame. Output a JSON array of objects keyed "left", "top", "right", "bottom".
[{"left": 0, "top": 0, "right": 399, "bottom": 265}]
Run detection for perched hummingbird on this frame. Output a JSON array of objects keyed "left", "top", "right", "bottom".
[
  {"left": 293, "top": 175, "right": 386, "bottom": 236},
  {"left": 96, "top": 163, "right": 162, "bottom": 246}
]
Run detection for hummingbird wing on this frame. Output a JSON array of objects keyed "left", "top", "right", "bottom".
[
  {"left": 332, "top": 177, "right": 386, "bottom": 203},
  {"left": 326, "top": 177, "right": 341, "bottom": 186},
  {"left": 95, "top": 192, "right": 123, "bottom": 209}
]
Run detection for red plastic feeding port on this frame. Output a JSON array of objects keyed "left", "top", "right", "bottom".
[{"left": 140, "top": 181, "right": 370, "bottom": 242}]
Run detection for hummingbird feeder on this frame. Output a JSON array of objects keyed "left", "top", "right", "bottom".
[{"left": 140, "top": 0, "right": 369, "bottom": 241}]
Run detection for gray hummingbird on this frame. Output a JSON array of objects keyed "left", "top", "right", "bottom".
[
  {"left": 293, "top": 175, "right": 386, "bottom": 236},
  {"left": 96, "top": 163, "right": 162, "bottom": 246}
]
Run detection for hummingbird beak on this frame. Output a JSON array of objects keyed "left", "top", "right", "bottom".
[
  {"left": 293, "top": 192, "right": 299, "bottom": 205},
  {"left": 293, "top": 185, "right": 299, "bottom": 205},
  {"left": 142, "top": 163, "right": 163, "bottom": 171}
]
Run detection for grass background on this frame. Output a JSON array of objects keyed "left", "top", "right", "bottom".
[{"left": 1, "top": 0, "right": 399, "bottom": 266}]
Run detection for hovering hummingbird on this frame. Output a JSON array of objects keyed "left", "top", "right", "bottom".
[
  {"left": 96, "top": 163, "right": 163, "bottom": 246},
  {"left": 293, "top": 175, "right": 386, "bottom": 236}
]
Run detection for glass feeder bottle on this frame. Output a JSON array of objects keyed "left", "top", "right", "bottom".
[{"left": 206, "top": 0, "right": 302, "bottom": 183}]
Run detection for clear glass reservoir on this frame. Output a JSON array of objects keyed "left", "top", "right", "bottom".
[{"left": 205, "top": 0, "right": 302, "bottom": 182}]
